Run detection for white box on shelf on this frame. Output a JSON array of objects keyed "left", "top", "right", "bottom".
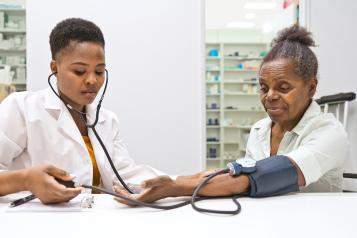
[
  {"left": 0, "top": 65, "right": 12, "bottom": 84},
  {"left": 0, "top": 11, "right": 4, "bottom": 29},
  {"left": 15, "top": 67, "right": 26, "bottom": 82}
]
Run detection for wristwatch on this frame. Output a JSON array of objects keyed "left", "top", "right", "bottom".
[{"left": 227, "top": 158, "right": 257, "bottom": 176}]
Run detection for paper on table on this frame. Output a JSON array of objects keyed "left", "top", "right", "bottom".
[{"left": 5, "top": 195, "right": 83, "bottom": 212}]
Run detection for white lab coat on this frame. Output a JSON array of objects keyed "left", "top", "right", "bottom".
[{"left": 0, "top": 87, "right": 163, "bottom": 190}]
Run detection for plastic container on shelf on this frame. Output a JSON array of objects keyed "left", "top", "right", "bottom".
[{"left": 208, "top": 48, "right": 219, "bottom": 57}]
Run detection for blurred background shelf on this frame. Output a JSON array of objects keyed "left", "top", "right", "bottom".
[
  {"left": 0, "top": 5, "right": 26, "bottom": 98},
  {"left": 205, "top": 37, "right": 268, "bottom": 168}
]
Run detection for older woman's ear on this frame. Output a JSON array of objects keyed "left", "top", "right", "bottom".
[{"left": 308, "top": 77, "right": 318, "bottom": 97}]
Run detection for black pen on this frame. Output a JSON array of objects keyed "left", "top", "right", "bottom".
[{"left": 9, "top": 194, "right": 36, "bottom": 208}]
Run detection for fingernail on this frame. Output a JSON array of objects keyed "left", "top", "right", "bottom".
[{"left": 69, "top": 174, "right": 77, "bottom": 179}]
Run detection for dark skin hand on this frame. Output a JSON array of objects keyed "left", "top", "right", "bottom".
[
  {"left": 113, "top": 171, "right": 211, "bottom": 205},
  {"left": 114, "top": 58, "right": 315, "bottom": 205},
  {"left": 0, "top": 165, "right": 82, "bottom": 204}
]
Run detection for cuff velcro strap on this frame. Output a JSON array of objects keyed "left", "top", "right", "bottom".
[{"left": 248, "top": 155, "right": 299, "bottom": 197}]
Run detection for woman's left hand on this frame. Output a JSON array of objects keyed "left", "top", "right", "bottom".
[{"left": 113, "top": 175, "right": 188, "bottom": 205}]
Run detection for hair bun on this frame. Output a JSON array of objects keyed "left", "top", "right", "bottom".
[{"left": 272, "top": 25, "right": 316, "bottom": 47}]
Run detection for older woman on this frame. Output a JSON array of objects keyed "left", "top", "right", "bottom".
[{"left": 114, "top": 25, "right": 349, "bottom": 203}]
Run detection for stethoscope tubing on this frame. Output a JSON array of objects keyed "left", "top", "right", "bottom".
[{"left": 48, "top": 70, "right": 241, "bottom": 215}]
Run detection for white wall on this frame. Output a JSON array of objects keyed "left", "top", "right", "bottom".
[
  {"left": 26, "top": 0, "right": 205, "bottom": 174},
  {"left": 300, "top": 0, "right": 357, "bottom": 190}
]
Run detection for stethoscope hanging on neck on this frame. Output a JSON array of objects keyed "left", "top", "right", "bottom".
[
  {"left": 48, "top": 69, "right": 134, "bottom": 194},
  {"left": 47, "top": 70, "right": 241, "bottom": 215},
  {"left": 48, "top": 70, "right": 108, "bottom": 128}
]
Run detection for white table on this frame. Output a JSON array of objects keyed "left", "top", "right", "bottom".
[{"left": 0, "top": 193, "right": 356, "bottom": 238}]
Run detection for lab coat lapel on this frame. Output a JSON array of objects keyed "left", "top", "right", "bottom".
[
  {"left": 85, "top": 103, "right": 106, "bottom": 126},
  {"left": 57, "top": 108, "right": 85, "bottom": 147},
  {"left": 43, "top": 87, "right": 86, "bottom": 147}
]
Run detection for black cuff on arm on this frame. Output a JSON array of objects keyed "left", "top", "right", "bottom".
[{"left": 248, "top": 155, "right": 299, "bottom": 197}]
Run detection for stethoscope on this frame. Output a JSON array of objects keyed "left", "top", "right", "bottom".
[
  {"left": 48, "top": 69, "right": 134, "bottom": 194},
  {"left": 48, "top": 69, "right": 242, "bottom": 215}
]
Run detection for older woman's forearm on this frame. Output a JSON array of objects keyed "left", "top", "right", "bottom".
[
  {"left": 198, "top": 174, "right": 250, "bottom": 196},
  {"left": 173, "top": 174, "right": 250, "bottom": 197}
]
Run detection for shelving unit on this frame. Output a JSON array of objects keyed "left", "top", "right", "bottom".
[
  {"left": 205, "top": 41, "right": 268, "bottom": 168},
  {"left": 0, "top": 6, "right": 26, "bottom": 94}
]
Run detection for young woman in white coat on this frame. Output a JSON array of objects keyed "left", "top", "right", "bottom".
[{"left": 0, "top": 18, "right": 161, "bottom": 203}]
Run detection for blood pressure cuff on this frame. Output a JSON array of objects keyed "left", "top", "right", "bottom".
[{"left": 248, "top": 155, "right": 299, "bottom": 197}]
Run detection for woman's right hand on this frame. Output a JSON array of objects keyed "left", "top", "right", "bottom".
[{"left": 24, "top": 165, "right": 82, "bottom": 204}]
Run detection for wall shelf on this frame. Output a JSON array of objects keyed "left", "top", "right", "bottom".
[
  {"left": 0, "top": 6, "right": 26, "bottom": 95},
  {"left": 205, "top": 40, "right": 268, "bottom": 168}
]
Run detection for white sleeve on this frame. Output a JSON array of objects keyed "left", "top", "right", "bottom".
[
  {"left": 110, "top": 114, "right": 165, "bottom": 185},
  {"left": 287, "top": 121, "right": 349, "bottom": 186},
  {"left": 0, "top": 93, "right": 27, "bottom": 172}
]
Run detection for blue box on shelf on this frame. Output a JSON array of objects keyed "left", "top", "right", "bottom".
[{"left": 208, "top": 49, "right": 219, "bottom": 57}]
